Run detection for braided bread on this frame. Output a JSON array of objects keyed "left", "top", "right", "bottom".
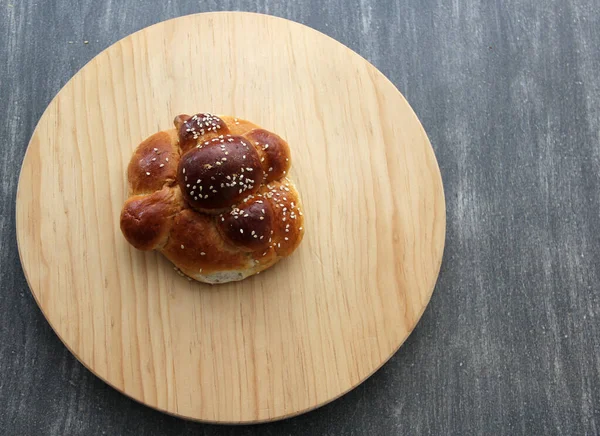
[{"left": 120, "top": 113, "right": 305, "bottom": 284}]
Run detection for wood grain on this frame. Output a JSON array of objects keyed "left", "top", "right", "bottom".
[{"left": 15, "top": 12, "right": 444, "bottom": 423}]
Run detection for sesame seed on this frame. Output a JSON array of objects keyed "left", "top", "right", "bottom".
[
  {"left": 152, "top": 157, "right": 157, "bottom": 161},
  {"left": 264, "top": 144, "right": 269, "bottom": 149},
  {"left": 259, "top": 216, "right": 264, "bottom": 220},
  {"left": 201, "top": 252, "right": 206, "bottom": 256},
  {"left": 240, "top": 229, "right": 244, "bottom": 234},
  {"left": 284, "top": 237, "right": 289, "bottom": 241},
  {"left": 153, "top": 148, "right": 158, "bottom": 151},
  {"left": 159, "top": 164, "right": 164, "bottom": 167},
  {"left": 268, "top": 167, "right": 273, "bottom": 172},
  {"left": 181, "top": 245, "right": 185, "bottom": 249},
  {"left": 299, "top": 227, "right": 303, "bottom": 230},
  {"left": 182, "top": 168, "right": 186, "bottom": 174},
  {"left": 166, "top": 158, "right": 169, "bottom": 162},
  {"left": 146, "top": 172, "right": 150, "bottom": 176}
]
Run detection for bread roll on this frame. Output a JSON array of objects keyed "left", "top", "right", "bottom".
[{"left": 120, "top": 114, "right": 304, "bottom": 284}]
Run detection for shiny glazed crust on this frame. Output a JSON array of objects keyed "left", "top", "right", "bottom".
[{"left": 120, "top": 114, "right": 304, "bottom": 284}]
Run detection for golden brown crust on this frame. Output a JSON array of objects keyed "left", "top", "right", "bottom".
[
  {"left": 244, "top": 129, "right": 291, "bottom": 183},
  {"left": 257, "top": 180, "right": 304, "bottom": 257},
  {"left": 120, "top": 187, "right": 182, "bottom": 250},
  {"left": 120, "top": 113, "right": 305, "bottom": 283},
  {"left": 127, "top": 130, "right": 180, "bottom": 195},
  {"left": 161, "top": 209, "right": 249, "bottom": 274},
  {"left": 175, "top": 113, "right": 231, "bottom": 154}
]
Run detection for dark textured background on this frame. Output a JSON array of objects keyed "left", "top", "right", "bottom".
[{"left": 2, "top": 1, "right": 600, "bottom": 435}]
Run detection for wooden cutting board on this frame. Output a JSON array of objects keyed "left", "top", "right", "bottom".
[{"left": 16, "top": 12, "right": 445, "bottom": 423}]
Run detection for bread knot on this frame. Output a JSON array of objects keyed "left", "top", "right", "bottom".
[{"left": 120, "top": 113, "right": 304, "bottom": 284}]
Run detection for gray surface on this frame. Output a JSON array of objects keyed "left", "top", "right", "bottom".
[{"left": 1, "top": 0, "right": 600, "bottom": 434}]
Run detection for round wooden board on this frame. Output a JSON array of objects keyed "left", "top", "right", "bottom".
[{"left": 16, "top": 12, "right": 445, "bottom": 423}]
